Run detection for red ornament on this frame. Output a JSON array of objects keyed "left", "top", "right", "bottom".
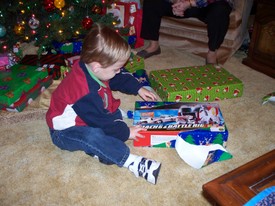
[
  {"left": 82, "top": 17, "right": 93, "bottom": 30},
  {"left": 44, "top": 0, "right": 55, "bottom": 12}
]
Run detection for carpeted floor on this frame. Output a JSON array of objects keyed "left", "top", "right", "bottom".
[{"left": 0, "top": 46, "right": 274, "bottom": 206}]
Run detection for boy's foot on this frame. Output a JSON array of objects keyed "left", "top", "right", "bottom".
[{"left": 128, "top": 157, "right": 161, "bottom": 184}]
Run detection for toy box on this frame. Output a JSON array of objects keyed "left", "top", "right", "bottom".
[
  {"left": 149, "top": 65, "right": 243, "bottom": 102},
  {"left": 133, "top": 101, "right": 228, "bottom": 148}
]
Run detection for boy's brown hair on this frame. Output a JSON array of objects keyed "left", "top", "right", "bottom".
[{"left": 80, "top": 23, "right": 131, "bottom": 68}]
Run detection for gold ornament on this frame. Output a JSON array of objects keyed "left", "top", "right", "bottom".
[
  {"left": 54, "top": 0, "right": 65, "bottom": 9},
  {"left": 14, "top": 24, "right": 25, "bottom": 35}
]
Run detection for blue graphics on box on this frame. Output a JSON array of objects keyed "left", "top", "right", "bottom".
[{"left": 133, "top": 101, "right": 228, "bottom": 148}]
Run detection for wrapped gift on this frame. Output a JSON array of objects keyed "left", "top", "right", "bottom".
[
  {"left": 125, "top": 53, "right": 144, "bottom": 73},
  {"left": 20, "top": 54, "right": 65, "bottom": 66},
  {"left": 149, "top": 65, "right": 243, "bottom": 102},
  {"left": 0, "top": 64, "right": 49, "bottom": 107},
  {"left": 64, "top": 55, "right": 80, "bottom": 67},
  {"left": 42, "top": 64, "right": 61, "bottom": 80},
  {"left": 52, "top": 40, "right": 82, "bottom": 54},
  {"left": 60, "top": 66, "right": 71, "bottom": 79},
  {"left": 1, "top": 76, "right": 53, "bottom": 112},
  {"left": 124, "top": 53, "right": 149, "bottom": 87},
  {"left": 0, "top": 53, "right": 9, "bottom": 70},
  {"left": 20, "top": 54, "right": 66, "bottom": 79},
  {"left": 133, "top": 101, "right": 228, "bottom": 148},
  {"left": 0, "top": 52, "right": 21, "bottom": 70}
]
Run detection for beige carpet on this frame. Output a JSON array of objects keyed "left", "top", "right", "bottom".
[{"left": 0, "top": 46, "right": 275, "bottom": 206}]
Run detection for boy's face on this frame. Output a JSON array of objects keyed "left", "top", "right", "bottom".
[{"left": 90, "top": 58, "right": 128, "bottom": 81}]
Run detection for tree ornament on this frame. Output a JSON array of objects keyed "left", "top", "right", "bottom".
[
  {"left": 82, "top": 16, "right": 93, "bottom": 30},
  {"left": 68, "top": 6, "right": 74, "bottom": 13},
  {"left": 14, "top": 24, "right": 25, "bottom": 35},
  {"left": 0, "top": 24, "right": 7, "bottom": 37},
  {"left": 54, "top": 0, "right": 65, "bottom": 9},
  {"left": 44, "top": 0, "right": 55, "bottom": 12},
  {"left": 28, "top": 16, "right": 40, "bottom": 30},
  {"left": 91, "top": 5, "right": 102, "bottom": 14}
]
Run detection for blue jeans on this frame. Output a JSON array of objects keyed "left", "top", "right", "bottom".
[{"left": 49, "top": 126, "right": 130, "bottom": 167}]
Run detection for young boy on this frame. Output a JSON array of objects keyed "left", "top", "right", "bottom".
[{"left": 46, "top": 24, "right": 161, "bottom": 184}]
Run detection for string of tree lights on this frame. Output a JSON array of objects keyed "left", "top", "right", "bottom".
[{"left": 0, "top": 0, "right": 128, "bottom": 55}]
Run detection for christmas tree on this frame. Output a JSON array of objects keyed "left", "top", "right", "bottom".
[{"left": 0, "top": 0, "right": 126, "bottom": 55}]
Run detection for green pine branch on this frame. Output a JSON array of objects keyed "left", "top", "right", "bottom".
[{"left": 0, "top": 0, "right": 124, "bottom": 55}]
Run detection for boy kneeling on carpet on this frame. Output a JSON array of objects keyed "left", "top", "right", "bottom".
[{"left": 46, "top": 24, "right": 161, "bottom": 184}]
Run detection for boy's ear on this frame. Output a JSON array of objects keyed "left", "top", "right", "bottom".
[{"left": 90, "top": 62, "right": 102, "bottom": 72}]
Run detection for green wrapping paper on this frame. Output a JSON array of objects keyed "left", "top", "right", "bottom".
[
  {"left": 149, "top": 65, "right": 243, "bottom": 102},
  {"left": 124, "top": 53, "right": 144, "bottom": 73},
  {"left": 1, "top": 76, "right": 53, "bottom": 112},
  {"left": 0, "top": 64, "right": 48, "bottom": 106}
]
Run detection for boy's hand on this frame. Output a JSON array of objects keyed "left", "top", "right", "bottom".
[
  {"left": 138, "top": 87, "right": 157, "bottom": 101},
  {"left": 129, "top": 125, "right": 147, "bottom": 141}
]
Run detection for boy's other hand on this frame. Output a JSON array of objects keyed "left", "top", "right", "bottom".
[
  {"left": 129, "top": 125, "right": 147, "bottom": 141},
  {"left": 138, "top": 87, "right": 157, "bottom": 101}
]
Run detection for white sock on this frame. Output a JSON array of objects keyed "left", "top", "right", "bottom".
[{"left": 123, "top": 154, "right": 140, "bottom": 168}]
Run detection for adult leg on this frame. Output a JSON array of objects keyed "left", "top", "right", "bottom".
[
  {"left": 140, "top": 0, "right": 173, "bottom": 41},
  {"left": 185, "top": 1, "right": 232, "bottom": 63},
  {"left": 138, "top": 0, "right": 174, "bottom": 58},
  {"left": 205, "top": 2, "right": 232, "bottom": 52}
]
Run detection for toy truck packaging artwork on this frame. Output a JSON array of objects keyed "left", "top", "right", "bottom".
[{"left": 133, "top": 101, "right": 228, "bottom": 148}]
